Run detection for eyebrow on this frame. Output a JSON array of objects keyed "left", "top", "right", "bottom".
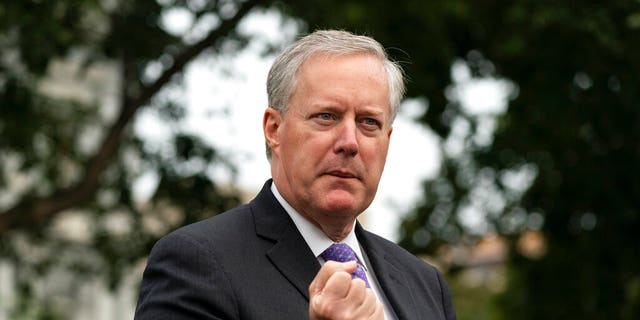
[{"left": 306, "top": 100, "right": 390, "bottom": 122}]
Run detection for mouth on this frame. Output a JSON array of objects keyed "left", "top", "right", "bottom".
[{"left": 326, "top": 170, "right": 358, "bottom": 179}]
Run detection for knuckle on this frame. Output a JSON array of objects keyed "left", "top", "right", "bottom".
[
  {"left": 318, "top": 302, "right": 339, "bottom": 317},
  {"left": 352, "top": 278, "right": 366, "bottom": 289},
  {"left": 314, "top": 300, "right": 354, "bottom": 320}
]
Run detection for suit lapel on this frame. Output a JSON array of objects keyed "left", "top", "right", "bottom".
[
  {"left": 266, "top": 224, "right": 320, "bottom": 300},
  {"left": 357, "top": 225, "right": 421, "bottom": 320},
  {"left": 251, "top": 180, "right": 320, "bottom": 300}
]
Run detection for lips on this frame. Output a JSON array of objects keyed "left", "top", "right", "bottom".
[{"left": 326, "top": 170, "right": 357, "bottom": 179}]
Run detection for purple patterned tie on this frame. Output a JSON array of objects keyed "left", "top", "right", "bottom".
[{"left": 321, "top": 243, "right": 370, "bottom": 288}]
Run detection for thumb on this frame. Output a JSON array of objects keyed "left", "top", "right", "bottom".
[
  {"left": 341, "top": 260, "right": 357, "bottom": 274},
  {"left": 309, "top": 260, "right": 358, "bottom": 295}
]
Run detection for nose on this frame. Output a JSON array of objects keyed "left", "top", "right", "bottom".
[{"left": 334, "top": 121, "right": 359, "bottom": 157}]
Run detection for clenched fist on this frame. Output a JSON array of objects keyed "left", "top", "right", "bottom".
[{"left": 309, "top": 261, "right": 383, "bottom": 320}]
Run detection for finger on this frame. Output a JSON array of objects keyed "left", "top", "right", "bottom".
[
  {"left": 345, "top": 277, "right": 367, "bottom": 307},
  {"left": 356, "top": 289, "right": 384, "bottom": 319},
  {"left": 309, "top": 271, "right": 355, "bottom": 319},
  {"left": 370, "top": 299, "right": 384, "bottom": 320},
  {"left": 309, "top": 261, "right": 357, "bottom": 295},
  {"left": 322, "top": 270, "right": 354, "bottom": 299}
]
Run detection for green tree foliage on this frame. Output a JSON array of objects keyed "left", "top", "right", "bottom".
[
  {"left": 282, "top": 0, "right": 640, "bottom": 318},
  {"left": 0, "top": 0, "right": 271, "bottom": 317}
]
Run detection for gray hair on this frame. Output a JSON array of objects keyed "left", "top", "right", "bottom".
[{"left": 265, "top": 30, "right": 406, "bottom": 159}]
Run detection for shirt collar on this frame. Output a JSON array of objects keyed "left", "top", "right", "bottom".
[{"left": 270, "top": 182, "right": 366, "bottom": 268}]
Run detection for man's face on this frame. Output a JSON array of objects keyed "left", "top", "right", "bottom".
[{"left": 264, "top": 53, "right": 392, "bottom": 239}]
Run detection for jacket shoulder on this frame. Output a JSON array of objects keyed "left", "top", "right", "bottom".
[
  {"left": 166, "top": 203, "right": 254, "bottom": 247},
  {"left": 362, "top": 230, "right": 440, "bottom": 274}
]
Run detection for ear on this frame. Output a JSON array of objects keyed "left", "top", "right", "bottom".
[
  {"left": 387, "top": 126, "right": 393, "bottom": 139},
  {"left": 263, "top": 107, "right": 282, "bottom": 154}
]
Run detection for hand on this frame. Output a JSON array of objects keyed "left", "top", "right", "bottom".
[{"left": 309, "top": 261, "right": 383, "bottom": 320}]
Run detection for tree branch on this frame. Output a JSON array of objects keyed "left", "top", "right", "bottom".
[{"left": 0, "top": 0, "right": 267, "bottom": 233}]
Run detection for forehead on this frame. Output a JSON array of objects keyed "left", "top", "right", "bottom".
[{"left": 290, "top": 53, "right": 391, "bottom": 117}]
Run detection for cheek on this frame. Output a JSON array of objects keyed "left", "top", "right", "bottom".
[
  {"left": 284, "top": 134, "right": 325, "bottom": 169},
  {"left": 363, "top": 140, "right": 389, "bottom": 164},
  {"left": 300, "top": 133, "right": 334, "bottom": 155}
]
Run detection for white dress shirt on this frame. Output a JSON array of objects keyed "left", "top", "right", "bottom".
[{"left": 271, "top": 183, "right": 397, "bottom": 319}]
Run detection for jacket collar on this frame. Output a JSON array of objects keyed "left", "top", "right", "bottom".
[
  {"left": 356, "top": 224, "right": 421, "bottom": 320},
  {"left": 251, "top": 180, "right": 320, "bottom": 300}
]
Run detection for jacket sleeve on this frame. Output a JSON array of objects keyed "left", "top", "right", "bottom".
[{"left": 134, "top": 232, "right": 238, "bottom": 320}]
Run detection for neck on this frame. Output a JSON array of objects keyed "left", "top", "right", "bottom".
[{"left": 311, "top": 215, "right": 356, "bottom": 242}]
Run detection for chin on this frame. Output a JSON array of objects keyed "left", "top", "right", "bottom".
[
  {"left": 320, "top": 197, "right": 362, "bottom": 216},
  {"left": 315, "top": 187, "right": 369, "bottom": 214}
]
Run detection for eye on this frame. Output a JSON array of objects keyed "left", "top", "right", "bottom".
[
  {"left": 359, "top": 117, "right": 382, "bottom": 130},
  {"left": 363, "top": 118, "right": 379, "bottom": 126},
  {"left": 311, "top": 112, "right": 338, "bottom": 127},
  {"left": 317, "top": 113, "right": 333, "bottom": 121},
  {"left": 313, "top": 113, "right": 339, "bottom": 124}
]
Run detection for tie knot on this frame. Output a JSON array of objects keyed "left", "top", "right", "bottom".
[
  {"left": 320, "top": 243, "right": 370, "bottom": 288},
  {"left": 321, "top": 243, "right": 358, "bottom": 263}
]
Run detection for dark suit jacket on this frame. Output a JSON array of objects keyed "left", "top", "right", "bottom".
[{"left": 135, "top": 180, "right": 456, "bottom": 319}]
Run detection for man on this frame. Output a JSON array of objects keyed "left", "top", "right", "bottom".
[{"left": 135, "top": 30, "right": 456, "bottom": 320}]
